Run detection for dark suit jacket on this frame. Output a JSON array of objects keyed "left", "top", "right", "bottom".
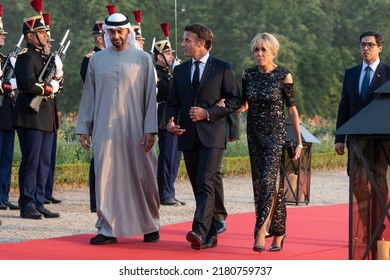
[
  {"left": 335, "top": 61, "right": 390, "bottom": 144},
  {"left": 225, "top": 112, "right": 240, "bottom": 144},
  {"left": 166, "top": 56, "right": 242, "bottom": 151}
]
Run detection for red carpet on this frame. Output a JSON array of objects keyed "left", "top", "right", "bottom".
[{"left": 0, "top": 204, "right": 348, "bottom": 260}]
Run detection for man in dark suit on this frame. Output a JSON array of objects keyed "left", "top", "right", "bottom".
[
  {"left": 79, "top": 20, "right": 106, "bottom": 213},
  {"left": 335, "top": 30, "right": 390, "bottom": 242},
  {"left": 166, "top": 23, "right": 241, "bottom": 250}
]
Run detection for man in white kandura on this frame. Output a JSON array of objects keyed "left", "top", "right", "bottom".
[{"left": 76, "top": 12, "right": 160, "bottom": 245}]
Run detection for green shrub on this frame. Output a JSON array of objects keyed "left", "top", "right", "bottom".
[{"left": 10, "top": 113, "right": 345, "bottom": 189}]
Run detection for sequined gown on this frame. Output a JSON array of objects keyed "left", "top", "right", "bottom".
[{"left": 242, "top": 66, "right": 296, "bottom": 239}]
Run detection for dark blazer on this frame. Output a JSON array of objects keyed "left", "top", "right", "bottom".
[
  {"left": 335, "top": 61, "right": 390, "bottom": 143},
  {"left": 166, "top": 56, "right": 242, "bottom": 151},
  {"left": 13, "top": 43, "right": 58, "bottom": 132}
]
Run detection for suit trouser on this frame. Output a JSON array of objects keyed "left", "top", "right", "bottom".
[
  {"left": 0, "top": 129, "right": 15, "bottom": 203},
  {"left": 214, "top": 151, "right": 227, "bottom": 221},
  {"left": 45, "top": 131, "right": 57, "bottom": 197},
  {"left": 183, "top": 139, "right": 223, "bottom": 240},
  {"left": 89, "top": 157, "right": 96, "bottom": 211},
  {"left": 17, "top": 128, "right": 54, "bottom": 211},
  {"left": 157, "top": 129, "right": 182, "bottom": 200}
]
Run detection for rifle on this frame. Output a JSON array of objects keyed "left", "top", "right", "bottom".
[
  {"left": 29, "top": 29, "right": 70, "bottom": 113},
  {"left": 0, "top": 35, "right": 23, "bottom": 107}
]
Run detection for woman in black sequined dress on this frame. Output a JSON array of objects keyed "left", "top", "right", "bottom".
[{"left": 241, "top": 33, "right": 302, "bottom": 252}]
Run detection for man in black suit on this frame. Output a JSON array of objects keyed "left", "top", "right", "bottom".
[
  {"left": 335, "top": 30, "right": 390, "bottom": 242},
  {"left": 166, "top": 23, "right": 241, "bottom": 250}
]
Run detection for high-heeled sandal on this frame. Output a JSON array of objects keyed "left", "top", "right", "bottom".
[
  {"left": 269, "top": 234, "right": 286, "bottom": 252},
  {"left": 253, "top": 244, "right": 265, "bottom": 252}
]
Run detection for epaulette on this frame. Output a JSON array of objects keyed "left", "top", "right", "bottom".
[
  {"left": 85, "top": 51, "right": 95, "bottom": 58},
  {"left": 17, "top": 48, "right": 28, "bottom": 56}
]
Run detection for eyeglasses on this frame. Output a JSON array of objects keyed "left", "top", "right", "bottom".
[{"left": 359, "top": 42, "right": 378, "bottom": 49}]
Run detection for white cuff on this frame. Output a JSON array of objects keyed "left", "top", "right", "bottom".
[
  {"left": 55, "top": 69, "right": 64, "bottom": 78},
  {"left": 50, "top": 80, "right": 60, "bottom": 93},
  {"left": 10, "top": 78, "right": 17, "bottom": 90},
  {"left": 205, "top": 109, "right": 210, "bottom": 121}
]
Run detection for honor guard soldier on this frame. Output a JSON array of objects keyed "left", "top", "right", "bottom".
[
  {"left": 79, "top": 19, "right": 106, "bottom": 212},
  {"left": 0, "top": 2, "right": 20, "bottom": 212},
  {"left": 42, "top": 12, "right": 62, "bottom": 205},
  {"left": 132, "top": 10, "right": 145, "bottom": 50},
  {"left": 13, "top": 2, "right": 63, "bottom": 219},
  {"left": 154, "top": 23, "right": 185, "bottom": 206},
  {"left": 80, "top": 20, "right": 105, "bottom": 82}
]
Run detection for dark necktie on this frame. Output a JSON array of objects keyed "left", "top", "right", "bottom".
[
  {"left": 192, "top": 61, "right": 200, "bottom": 93},
  {"left": 360, "top": 66, "right": 371, "bottom": 102}
]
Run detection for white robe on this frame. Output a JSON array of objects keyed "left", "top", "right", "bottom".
[{"left": 76, "top": 46, "right": 159, "bottom": 237}]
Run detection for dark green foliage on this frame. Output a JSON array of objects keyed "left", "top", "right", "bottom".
[{"left": 3, "top": 0, "right": 390, "bottom": 118}]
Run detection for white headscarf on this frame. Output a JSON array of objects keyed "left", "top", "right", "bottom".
[{"left": 102, "top": 13, "right": 140, "bottom": 50}]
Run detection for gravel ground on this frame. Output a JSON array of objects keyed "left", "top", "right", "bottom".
[{"left": 0, "top": 170, "right": 349, "bottom": 243}]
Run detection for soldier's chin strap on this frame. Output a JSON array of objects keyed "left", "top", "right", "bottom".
[
  {"left": 34, "top": 32, "right": 46, "bottom": 54},
  {"left": 161, "top": 53, "right": 169, "bottom": 68}
]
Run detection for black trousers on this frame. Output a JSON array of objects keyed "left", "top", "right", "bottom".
[{"left": 183, "top": 139, "right": 223, "bottom": 240}]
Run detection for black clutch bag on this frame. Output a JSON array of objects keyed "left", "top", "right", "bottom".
[{"left": 285, "top": 139, "right": 297, "bottom": 158}]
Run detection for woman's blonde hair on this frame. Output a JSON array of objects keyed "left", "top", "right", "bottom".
[{"left": 250, "top": 32, "right": 279, "bottom": 56}]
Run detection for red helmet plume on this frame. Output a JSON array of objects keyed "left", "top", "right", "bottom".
[
  {"left": 133, "top": 10, "right": 142, "bottom": 24},
  {"left": 30, "top": 0, "right": 43, "bottom": 14},
  {"left": 160, "top": 22, "right": 169, "bottom": 39},
  {"left": 106, "top": 4, "right": 116, "bottom": 15},
  {"left": 43, "top": 13, "right": 50, "bottom": 26}
]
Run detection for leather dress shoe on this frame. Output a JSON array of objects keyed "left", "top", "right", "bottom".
[
  {"left": 20, "top": 208, "right": 43, "bottom": 219},
  {"left": 160, "top": 197, "right": 181, "bottom": 206},
  {"left": 216, "top": 220, "right": 227, "bottom": 234},
  {"left": 46, "top": 195, "right": 62, "bottom": 204},
  {"left": 37, "top": 207, "right": 60, "bottom": 218},
  {"left": 144, "top": 231, "right": 160, "bottom": 242},
  {"left": 199, "top": 235, "right": 218, "bottom": 249},
  {"left": 43, "top": 199, "right": 51, "bottom": 204},
  {"left": 90, "top": 234, "right": 118, "bottom": 245},
  {"left": 173, "top": 197, "right": 186, "bottom": 205},
  {"left": 186, "top": 231, "right": 202, "bottom": 250},
  {"left": 4, "top": 201, "right": 20, "bottom": 210},
  {"left": 0, "top": 201, "right": 7, "bottom": 210}
]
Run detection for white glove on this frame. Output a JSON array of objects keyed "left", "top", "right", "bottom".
[
  {"left": 172, "top": 58, "right": 181, "bottom": 70},
  {"left": 10, "top": 56, "right": 16, "bottom": 68},
  {"left": 50, "top": 80, "right": 60, "bottom": 93},
  {"left": 54, "top": 55, "right": 63, "bottom": 78},
  {"left": 0, "top": 67, "right": 3, "bottom": 77},
  {"left": 10, "top": 78, "right": 17, "bottom": 90}
]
